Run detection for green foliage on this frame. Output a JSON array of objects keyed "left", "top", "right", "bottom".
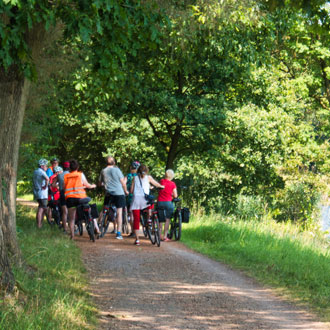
[
  {"left": 272, "top": 176, "right": 321, "bottom": 227},
  {"left": 0, "top": 205, "right": 97, "bottom": 329}
]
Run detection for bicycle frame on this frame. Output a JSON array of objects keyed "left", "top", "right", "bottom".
[{"left": 100, "top": 203, "right": 117, "bottom": 237}]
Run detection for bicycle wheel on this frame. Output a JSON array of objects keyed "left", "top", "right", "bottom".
[
  {"left": 77, "top": 220, "right": 83, "bottom": 236},
  {"left": 147, "top": 217, "right": 155, "bottom": 244},
  {"left": 153, "top": 215, "right": 161, "bottom": 247},
  {"left": 168, "top": 217, "right": 175, "bottom": 239},
  {"left": 141, "top": 211, "right": 148, "bottom": 238},
  {"left": 46, "top": 213, "right": 54, "bottom": 226},
  {"left": 53, "top": 207, "right": 61, "bottom": 227},
  {"left": 174, "top": 209, "right": 182, "bottom": 241},
  {"left": 87, "top": 219, "right": 95, "bottom": 242},
  {"left": 46, "top": 206, "right": 55, "bottom": 226},
  {"left": 122, "top": 208, "right": 129, "bottom": 234},
  {"left": 100, "top": 211, "right": 109, "bottom": 237}
]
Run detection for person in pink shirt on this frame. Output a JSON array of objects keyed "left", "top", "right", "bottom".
[{"left": 158, "top": 169, "right": 178, "bottom": 241}]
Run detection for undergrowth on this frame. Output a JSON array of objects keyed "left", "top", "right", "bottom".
[{"left": 0, "top": 204, "right": 97, "bottom": 330}]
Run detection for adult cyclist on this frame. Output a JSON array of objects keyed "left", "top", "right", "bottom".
[
  {"left": 98, "top": 156, "right": 129, "bottom": 240},
  {"left": 64, "top": 159, "right": 100, "bottom": 239},
  {"left": 33, "top": 159, "right": 50, "bottom": 228}
]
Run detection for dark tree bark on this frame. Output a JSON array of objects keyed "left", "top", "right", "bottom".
[
  {"left": 0, "top": 24, "right": 46, "bottom": 292},
  {"left": 0, "top": 66, "right": 30, "bottom": 291},
  {"left": 165, "top": 124, "right": 182, "bottom": 170}
]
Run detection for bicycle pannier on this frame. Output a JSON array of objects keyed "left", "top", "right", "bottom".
[
  {"left": 90, "top": 203, "right": 99, "bottom": 218},
  {"left": 181, "top": 207, "right": 190, "bottom": 223},
  {"left": 76, "top": 204, "right": 84, "bottom": 219},
  {"left": 144, "top": 193, "right": 155, "bottom": 205}
]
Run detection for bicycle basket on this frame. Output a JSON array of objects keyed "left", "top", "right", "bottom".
[{"left": 181, "top": 207, "right": 190, "bottom": 223}]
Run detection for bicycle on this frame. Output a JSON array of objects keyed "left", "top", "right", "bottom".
[
  {"left": 46, "top": 185, "right": 61, "bottom": 228},
  {"left": 99, "top": 203, "right": 116, "bottom": 238},
  {"left": 143, "top": 201, "right": 161, "bottom": 247},
  {"left": 76, "top": 198, "right": 98, "bottom": 242},
  {"left": 122, "top": 206, "right": 130, "bottom": 235},
  {"left": 150, "top": 207, "right": 161, "bottom": 247},
  {"left": 139, "top": 207, "right": 149, "bottom": 238},
  {"left": 168, "top": 198, "right": 182, "bottom": 241}
]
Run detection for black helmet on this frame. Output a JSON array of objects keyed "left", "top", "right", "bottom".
[{"left": 131, "top": 161, "right": 140, "bottom": 169}]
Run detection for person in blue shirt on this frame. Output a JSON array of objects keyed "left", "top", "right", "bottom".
[
  {"left": 33, "top": 159, "right": 50, "bottom": 228},
  {"left": 46, "top": 157, "right": 59, "bottom": 178}
]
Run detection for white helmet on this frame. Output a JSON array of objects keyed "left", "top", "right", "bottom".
[{"left": 38, "top": 158, "right": 48, "bottom": 166}]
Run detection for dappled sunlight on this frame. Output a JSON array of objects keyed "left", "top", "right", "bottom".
[{"left": 77, "top": 236, "right": 329, "bottom": 330}]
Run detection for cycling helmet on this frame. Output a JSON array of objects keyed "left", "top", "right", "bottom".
[
  {"left": 51, "top": 157, "right": 58, "bottom": 162},
  {"left": 131, "top": 161, "right": 140, "bottom": 169},
  {"left": 54, "top": 166, "right": 63, "bottom": 173},
  {"left": 63, "top": 161, "right": 70, "bottom": 169},
  {"left": 38, "top": 158, "right": 48, "bottom": 166}
]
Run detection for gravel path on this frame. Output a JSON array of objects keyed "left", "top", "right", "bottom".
[{"left": 77, "top": 231, "right": 330, "bottom": 330}]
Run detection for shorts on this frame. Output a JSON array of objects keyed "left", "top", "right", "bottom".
[
  {"left": 66, "top": 197, "right": 91, "bottom": 208},
  {"left": 60, "top": 191, "right": 66, "bottom": 207},
  {"left": 157, "top": 201, "right": 174, "bottom": 222},
  {"left": 104, "top": 193, "right": 126, "bottom": 208},
  {"left": 37, "top": 199, "right": 48, "bottom": 208}
]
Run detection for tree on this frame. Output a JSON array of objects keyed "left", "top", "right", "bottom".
[
  {"left": 114, "top": 0, "right": 269, "bottom": 169},
  {"left": 0, "top": 0, "right": 163, "bottom": 291}
]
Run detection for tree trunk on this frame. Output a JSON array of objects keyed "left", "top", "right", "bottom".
[
  {"left": 166, "top": 124, "right": 181, "bottom": 170},
  {"left": 0, "top": 19, "right": 48, "bottom": 291},
  {"left": 0, "top": 66, "right": 30, "bottom": 291}
]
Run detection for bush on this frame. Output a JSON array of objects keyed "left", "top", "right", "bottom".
[
  {"left": 235, "top": 194, "right": 267, "bottom": 220},
  {"left": 272, "top": 179, "right": 321, "bottom": 228}
]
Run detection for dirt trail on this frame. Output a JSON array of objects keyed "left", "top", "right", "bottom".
[{"left": 76, "top": 232, "right": 330, "bottom": 330}]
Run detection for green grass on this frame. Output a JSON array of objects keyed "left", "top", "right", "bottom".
[
  {"left": 17, "top": 193, "right": 34, "bottom": 201},
  {"left": 181, "top": 214, "right": 330, "bottom": 320},
  {"left": 0, "top": 205, "right": 98, "bottom": 330}
]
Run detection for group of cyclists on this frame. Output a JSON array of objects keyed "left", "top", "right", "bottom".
[{"left": 32, "top": 156, "right": 178, "bottom": 246}]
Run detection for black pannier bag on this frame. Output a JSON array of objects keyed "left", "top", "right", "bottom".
[
  {"left": 76, "top": 204, "right": 85, "bottom": 220},
  {"left": 181, "top": 207, "right": 190, "bottom": 223},
  {"left": 76, "top": 203, "right": 99, "bottom": 219},
  {"left": 90, "top": 203, "right": 99, "bottom": 218}
]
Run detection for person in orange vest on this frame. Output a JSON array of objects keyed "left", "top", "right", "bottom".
[{"left": 64, "top": 159, "right": 99, "bottom": 239}]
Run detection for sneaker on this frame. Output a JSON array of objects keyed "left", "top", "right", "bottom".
[
  {"left": 128, "top": 232, "right": 135, "bottom": 238},
  {"left": 135, "top": 239, "right": 140, "bottom": 246},
  {"left": 116, "top": 234, "right": 123, "bottom": 240},
  {"left": 110, "top": 229, "right": 117, "bottom": 234}
]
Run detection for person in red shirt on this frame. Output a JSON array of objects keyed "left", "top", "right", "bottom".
[
  {"left": 158, "top": 169, "right": 178, "bottom": 241},
  {"left": 47, "top": 166, "right": 62, "bottom": 221}
]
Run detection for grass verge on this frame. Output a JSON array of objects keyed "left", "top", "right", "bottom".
[
  {"left": 0, "top": 204, "right": 98, "bottom": 330},
  {"left": 181, "top": 214, "right": 330, "bottom": 321}
]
